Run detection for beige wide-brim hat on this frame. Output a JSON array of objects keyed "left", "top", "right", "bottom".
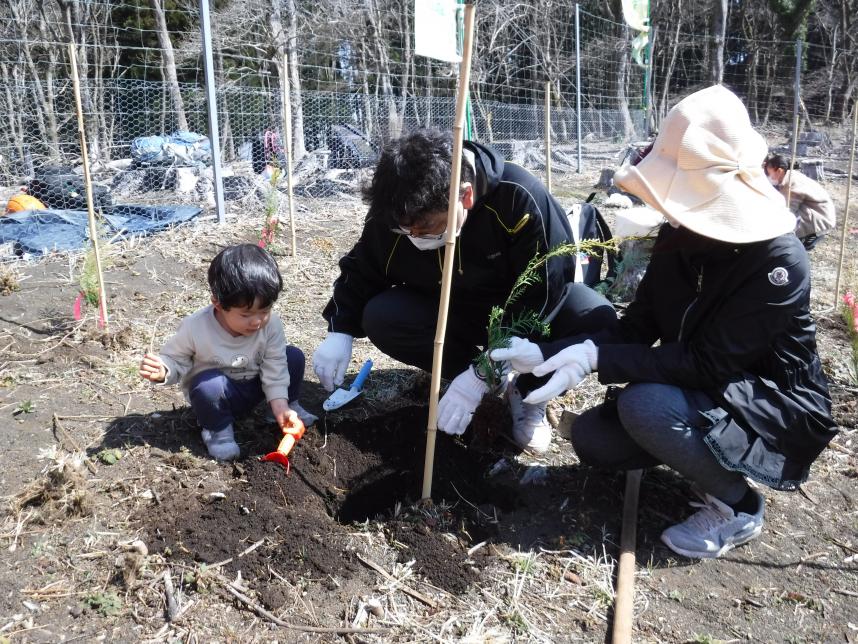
[{"left": 614, "top": 85, "right": 795, "bottom": 243}]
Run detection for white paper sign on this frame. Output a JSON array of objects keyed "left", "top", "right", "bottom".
[{"left": 414, "top": 0, "right": 461, "bottom": 63}]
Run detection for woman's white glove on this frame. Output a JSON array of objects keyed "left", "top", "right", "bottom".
[
  {"left": 488, "top": 337, "right": 544, "bottom": 374},
  {"left": 437, "top": 366, "right": 488, "bottom": 436},
  {"left": 312, "top": 332, "right": 354, "bottom": 391},
  {"left": 523, "top": 340, "right": 599, "bottom": 404}
]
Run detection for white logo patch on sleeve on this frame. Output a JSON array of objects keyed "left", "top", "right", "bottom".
[{"left": 768, "top": 267, "right": 789, "bottom": 286}]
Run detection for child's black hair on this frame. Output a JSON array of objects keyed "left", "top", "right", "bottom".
[
  {"left": 764, "top": 152, "right": 793, "bottom": 171},
  {"left": 207, "top": 244, "right": 283, "bottom": 309},
  {"left": 362, "top": 127, "right": 476, "bottom": 229}
]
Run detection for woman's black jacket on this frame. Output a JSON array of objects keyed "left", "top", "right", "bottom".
[{"left": 540, "top": 225, "right": 837, "bottom": 490}]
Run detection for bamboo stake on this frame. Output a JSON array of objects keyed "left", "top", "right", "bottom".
[
  {"left": 832, "top": 101, "right": 858, "bottom": 310},
  {"left": 421, "top": 4, "right": 476, "bottom": 501},
  {"left": 545, "top": 80, "right": 552, "bottom": 192},
  {"left": 68, "top": 42, "right": 109, "bottom": 330},
  {"left": 282, "top": 53, "right": 297, "bottom": 257},
  {"left": 611, "top": 468, "right": 642, "bottom": 644}
]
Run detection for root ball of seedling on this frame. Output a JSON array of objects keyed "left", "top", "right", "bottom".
[{"left": 469, "top": 392, "right": 512, "bottom": 452}]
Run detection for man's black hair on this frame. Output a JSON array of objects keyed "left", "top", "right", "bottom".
[
  {"left": 764, "top": 152, "right": 792, "bottom": 171},
  {"left": 207, "top": 244, "right": 283, "bottom": 309},
  {"left": 362, "top": 127, "right": 476, "bottom": 229}
]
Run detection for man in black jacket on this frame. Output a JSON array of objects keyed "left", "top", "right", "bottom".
[
  {"left": 492, "top": 86, "right": 837, "bottom": 558},
  {"left": 312, "top": 128, "right": 615, "bottom": 452}
]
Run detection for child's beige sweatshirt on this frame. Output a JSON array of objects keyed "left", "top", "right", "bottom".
[{"left": 159, "top": 305, "right": 290, "bottom": 401}]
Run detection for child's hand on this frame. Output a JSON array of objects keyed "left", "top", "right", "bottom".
[
  {"left": 139, "top": 353, "right": 167, "bottom": 383},
  {"left": 269, "top": 398, "right": 300, "bottom": 431}
]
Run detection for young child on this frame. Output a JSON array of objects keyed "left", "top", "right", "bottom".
[{"left": 139, "top": 243, "right": 317, "bottom": 460}]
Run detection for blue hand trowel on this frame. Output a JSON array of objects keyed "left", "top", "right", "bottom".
[{"left": 322, "top": 359, "right": 373, "bottom": 411}]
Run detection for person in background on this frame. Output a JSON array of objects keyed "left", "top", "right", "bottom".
[
  {"left": 492, "top": 86, "right": 837, "bottom": 559},
  {"left": 764, "top": 152, "right": 836, "bottom": 250},
  {"left": 312, "top": 127, "right": 615, "bottom": 452},
  {"left": 139, "top": 244, "right": 316, "bottom": 461}
]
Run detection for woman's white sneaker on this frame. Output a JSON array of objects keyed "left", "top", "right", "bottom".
[
  {"left": 506, "top": 384, "right": 551, "bottom": 453},
  {"left": 661, "top": 490, "right": 764, "bottom": 559}
]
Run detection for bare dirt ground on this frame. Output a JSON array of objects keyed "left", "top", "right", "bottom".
[{"left": 1, "top": 167, "right": 857, "bottom": 643}]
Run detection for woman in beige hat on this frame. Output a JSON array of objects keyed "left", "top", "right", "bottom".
[{"left": 491, "top": 85, "right": 837, "bottom": 559}]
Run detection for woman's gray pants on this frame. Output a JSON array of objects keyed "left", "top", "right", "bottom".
[{"left": 570, "top": 383, "right": 750, "bottom": 504}]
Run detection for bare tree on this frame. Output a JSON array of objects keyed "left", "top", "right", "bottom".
[
  {"left": 710, "top": 0, "right": 728, "bottom": 83},
  {"left": 8, "top": 0, "right": 60, "bottom": 157},
  {"left": 150, "top": 0, "right": 189, "bottom": 132}
]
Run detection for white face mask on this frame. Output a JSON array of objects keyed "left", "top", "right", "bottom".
[
  {"left": 768, "top": 177, "right": 780, "bottom": 187},
  {"left": 408, "top": 235, "right": 446, "bottom": 251},
  {"left": 404, "top": 209, "right": 468, "bottom": 251}
]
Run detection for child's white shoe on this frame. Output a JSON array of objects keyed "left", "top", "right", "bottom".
[{"left": 201, "top": 425, "right": 240, "bottom": 461}]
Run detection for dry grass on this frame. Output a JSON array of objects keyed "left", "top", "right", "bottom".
[{"left": 0, "top": 169, "right": 855, "bottom": 642}]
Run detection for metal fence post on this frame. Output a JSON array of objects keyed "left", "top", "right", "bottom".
[
  {"left": 545, "top": 80, "right": 552, "bottom": 191},
  {"left": 199, "top": 0, "right": 226, "bottom": 225},
  {"left": 575, "top": 3, "right": 582, "bottom": 173},
  {"left": 644, "top": 27, "right": 654, "bottom": 139}
]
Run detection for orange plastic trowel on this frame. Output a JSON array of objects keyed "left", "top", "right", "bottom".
[{"left": 259, "top": 417, "right": 306, "bottom": 473}]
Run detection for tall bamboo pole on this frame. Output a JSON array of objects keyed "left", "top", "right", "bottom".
[
  {"left": 283, "top": 53, "right": 297, "bottom": 257},
  {"left": 68, "top": 43, "right": 109, "bottom": 330},
  {"left": 611, "top": 468, "right": 642, "bottom": 644},
  {"left": 421, "top": 4, "right": 476, "bottom": 501},
  {"left": 833, "top": 102, "right": 858, "bottom": 309},
  {"left": 545, "top": 81, "right": 552, "bottom": 192}
]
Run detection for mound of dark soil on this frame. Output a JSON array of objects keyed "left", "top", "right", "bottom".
[{"left": 143, "top": 406, "right": 514, "bottom": 597}]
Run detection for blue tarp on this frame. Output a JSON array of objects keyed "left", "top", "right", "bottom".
[{"left": 0, "top": 204, "right": 201, "bottom": 257}]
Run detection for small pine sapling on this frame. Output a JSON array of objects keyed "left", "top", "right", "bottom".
[
  {"left": 258, "top": 166, "right": 282, "bottom": 250},
  {"left": 73, "top": 220, "right": 110, "bottom": 328},
  {"left": 468, "top": 237, "right": 621, "bottom": 449}
]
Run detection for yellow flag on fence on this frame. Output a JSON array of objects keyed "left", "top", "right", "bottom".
[{"left": 622, "top": 0, "right": 650, "bottom": 67}]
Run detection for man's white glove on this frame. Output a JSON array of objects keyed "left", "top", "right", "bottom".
[
  {"left": 312, "top": 332, "right": 354, "bottom": 391},
  {"left": 489, "top": 337, "right": 544, "bottom": 374},
  {"left": 437, "top": 366, "right": 488, "bottom": 436},
  {"left": 523, "top": 340, "right": 599, "bottom": 404}
]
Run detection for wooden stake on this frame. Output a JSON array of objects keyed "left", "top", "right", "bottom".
[
  {"left": 787, "top": 39, "right": 802, "bottom": 207},
  {"left": 163, "top": 569, "right": 179, "bottom": 622},
  {"left": 421, "top": 4, "right": 476, "bottom": 501},
  {"left": 283, "top": 53, "right": 297, "bottom": 257},
  {"left": 545, "top": 80, "right": 552, "bottom": 192},
  {"left": 68, "top": 42, "right": 109, "bottom": 330},
  {"left": 833, "top": 101, "right": 858, "bottom": 309},
  {"left": 611, "top": 468, "right": 642, "bottom": 644},
  {"left": 786, "top": 114, "right": 800, "bottom": 207}
]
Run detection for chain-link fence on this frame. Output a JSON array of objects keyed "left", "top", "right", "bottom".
[{"left": 0, "top": 2, "right": 855, "bottom": 229}]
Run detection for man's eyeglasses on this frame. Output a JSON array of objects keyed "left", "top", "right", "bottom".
[{"left": 390, "top": 226, "right": 445, "bottom": 240}]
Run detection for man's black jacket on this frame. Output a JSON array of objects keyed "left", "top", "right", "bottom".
[
  {"left": 540, "top": 225, "right": 837, "bottom": 490},
  {"left": 323, "top": 141, "right": 576, "bottom": 338}
]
